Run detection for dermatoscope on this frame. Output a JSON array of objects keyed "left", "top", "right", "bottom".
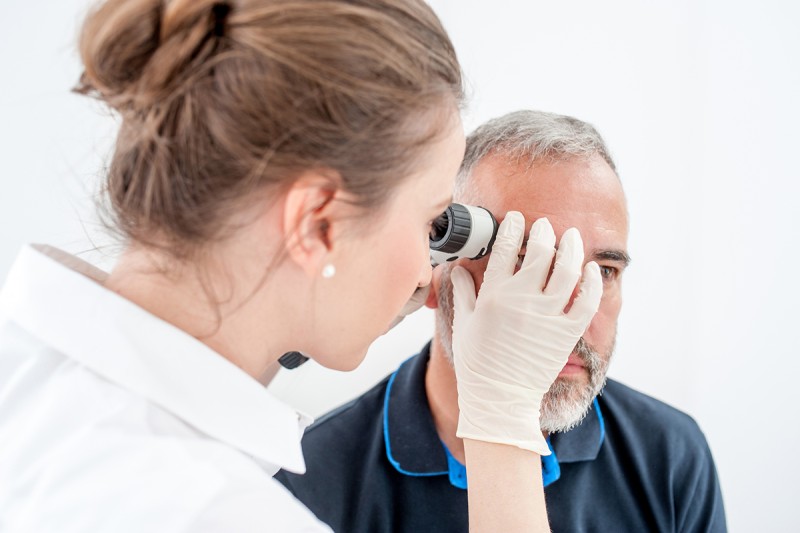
[{"left": 428, "top": 203, "right": 498, "bottom": 265}]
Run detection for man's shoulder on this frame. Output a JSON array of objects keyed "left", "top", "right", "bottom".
[
  {"left": 601, "top": 378, "right": 711, "bottom": 456},
  {"left": 300, "top": 372, "right": 390, "bottom": 448},
  {"left": 591, "top": 380, "right": 726, "bottom": 531},
  {"left": 603, "top": 378, "right": 698, "bottom": 424}
]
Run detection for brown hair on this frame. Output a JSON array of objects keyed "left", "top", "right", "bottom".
[{"left": 76, "top": 0, "right": 463, "bottom": 257}]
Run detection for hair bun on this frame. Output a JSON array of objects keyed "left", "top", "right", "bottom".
[{"left": 76, "top": 0, "right": 230, "bottom": 114}]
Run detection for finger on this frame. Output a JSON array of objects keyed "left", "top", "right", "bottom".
[
  {"left": 519, "top": 217, "right": 557, "bottom": 291},
  {"left": 483, "top": 211, "right": 525, "bottom": 286},
  {"left": 400, "top": 284, "right": 430, "bottom": 316},
  {"left": 543, "top": 227, "right": 585, "bottom": 307},
  {"left": 450, "top": 266, "right": 477, "bottom": 326},
  {"left": 567, "top": 261, "right": 603, "bottom": 326}
]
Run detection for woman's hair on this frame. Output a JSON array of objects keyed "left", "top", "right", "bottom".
[{"left": 76, "top": 0, "right": 463, "bottom": 257}]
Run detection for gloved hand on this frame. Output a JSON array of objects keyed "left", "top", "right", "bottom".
[
  {"left": 386, "top": 284, "right": 431, "bottom": 332},
  {"left": 451, "top": 212, "right": 602, "bottom": 455}
]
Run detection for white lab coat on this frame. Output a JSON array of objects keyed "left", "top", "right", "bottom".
[{"left": 0, "top": 245, "right": 331, "bottom": 532}]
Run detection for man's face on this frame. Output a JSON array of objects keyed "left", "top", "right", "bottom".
[{"left": 433, "top": 153, "right": 630, "bottom": 433}]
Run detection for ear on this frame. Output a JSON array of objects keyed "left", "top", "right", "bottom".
[
  {"left": 425, "top": 264, "right": 443, "bottom": 309},
  {"left": 282, "top": 171, "right": 341, "bottom": 277}
]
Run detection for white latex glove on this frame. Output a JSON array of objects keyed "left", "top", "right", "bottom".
[
  {"left": 386, "top": 284, "right": 431, "bottom": 332},
  {"left": 451, "top": 212, "right": 602, "bottom": 455}
]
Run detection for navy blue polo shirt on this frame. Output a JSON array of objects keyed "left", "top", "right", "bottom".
[{"left": 276, "top": 344, "right": 726, "bottom": 532}]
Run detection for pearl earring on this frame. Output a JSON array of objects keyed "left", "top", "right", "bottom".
[{"left": 322, "top": 264, "right": 336, "bottom": 279}]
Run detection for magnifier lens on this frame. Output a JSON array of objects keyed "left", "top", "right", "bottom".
[{"left": 430, "top": 211, "right": 450, "bottom": 241}]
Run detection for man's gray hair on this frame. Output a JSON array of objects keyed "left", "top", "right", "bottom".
[{"left": 455, "top": 110, "right": 616, "bottom": 199}]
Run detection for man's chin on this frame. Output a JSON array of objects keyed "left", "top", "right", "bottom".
[{"left": 540, "top": 377, "right": 596, "bottom": 433}]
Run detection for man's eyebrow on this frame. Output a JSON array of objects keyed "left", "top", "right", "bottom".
[
  {"left": 591, "top": 249, "right": 632, "bottom": 266},
  {"left": 515, "top": 242, "right": 632, "bottom": 266}
]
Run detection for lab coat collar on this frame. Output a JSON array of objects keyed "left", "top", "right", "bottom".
[{"left": 0, "top": 245, "right": 310, "bottom": 474}]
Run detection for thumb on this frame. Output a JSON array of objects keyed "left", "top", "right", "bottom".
[{"left": 450, "top": 266, "right": 477, "bottom": 325}]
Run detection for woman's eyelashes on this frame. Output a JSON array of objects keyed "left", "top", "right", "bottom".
[{"left": 427, "top": 219, "right": 438, "bottom": 240}]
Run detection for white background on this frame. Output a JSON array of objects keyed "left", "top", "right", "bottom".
[{"left": 1, "top": 1, "right": 798, "bottom": 531}]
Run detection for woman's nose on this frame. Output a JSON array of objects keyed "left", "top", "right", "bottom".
[{"left": 418, "top": 256, "right": 433, "bottom": 288}]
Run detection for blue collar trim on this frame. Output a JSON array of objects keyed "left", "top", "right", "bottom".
[
  {"left": 382, "top": 346, "right": 606, "bottom": 489},
  {"left": 442, "top": 435, "right": 563, "bottom": 489},
  {"left": 541, "top": 438, "right": 562, "bottom": 487},
  {"left": 443, "top": 445, "right": 468, "bottom": 489},
  {"left": 382, "top": 348, "right": 448, "bottom": 476}
]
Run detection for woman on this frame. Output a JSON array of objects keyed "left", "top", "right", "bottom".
[{"left": 0, "top": 0, "right": 601, "bottom": 531}]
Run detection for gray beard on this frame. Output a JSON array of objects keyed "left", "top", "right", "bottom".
[
  {"left": 434, "top": 264, "right": 612, "bottom": 434},
  {"left": 538, "top": 336, "right": 610, "bottom": 433}
]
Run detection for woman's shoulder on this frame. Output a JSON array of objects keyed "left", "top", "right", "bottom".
[
  {"left": 2, "top": 382, "right": 329, "bottom": 531},
  {"left": 0, "top": 340, "right": 328, "bottom": 531}
]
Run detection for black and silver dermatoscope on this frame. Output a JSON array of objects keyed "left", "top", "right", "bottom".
[
  {"left": 428, "top": 203, "right": 498, "bottom": 265},
  {"left": 279, "top": 203, "right": 498, "bottom": 369}
]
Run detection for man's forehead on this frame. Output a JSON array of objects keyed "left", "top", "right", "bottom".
[
  {"left": 456, "top": 154, "right": 524, "bottom": 204},
  {"left": 467, "top": 152, "right": 616, "bottom": 196},
  {"left": 458, "top": 153, "right": 629, "bottom": 240}
]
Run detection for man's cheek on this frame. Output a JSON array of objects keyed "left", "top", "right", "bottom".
[
  {"left": 455, "top": 258, "right": 487, "bottom": 294},
  {"left": 474, "top": 256, "right": 492, "bottom": 288},
  {"left": 585, "top": 309, "right": 617, "bottom": 348}
]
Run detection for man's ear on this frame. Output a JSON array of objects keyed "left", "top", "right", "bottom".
[
  {"left": 425, "top": 265, "right": 443, "bottom": 309},
  {"left": 282, "top": 171, "right": 341, "bottom": 277}
]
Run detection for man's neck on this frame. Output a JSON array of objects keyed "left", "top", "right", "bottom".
[{"left": 425, "top": 336, "right": 466, "bottom": 463}]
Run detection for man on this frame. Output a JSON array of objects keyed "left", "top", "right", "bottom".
[{"left": 276, "top": 110, "right": 727, "bottom": 532}]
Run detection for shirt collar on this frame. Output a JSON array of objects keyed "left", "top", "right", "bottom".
[
  {"left": 383, "top": 343, "right": 449, "bottom": 476},
  {"left": 0, "top": 245, "right": 310, "bottom": 474},
  {"left": 383, "top": 344, "right": 606, "bottom": 485},
  {"left": 549, "top": 396, "right": 606, "bottom": 463}
]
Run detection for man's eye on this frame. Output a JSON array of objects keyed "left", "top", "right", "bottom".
[{"left": 600, "top": 265, "right": 618, "bottom": 281}]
